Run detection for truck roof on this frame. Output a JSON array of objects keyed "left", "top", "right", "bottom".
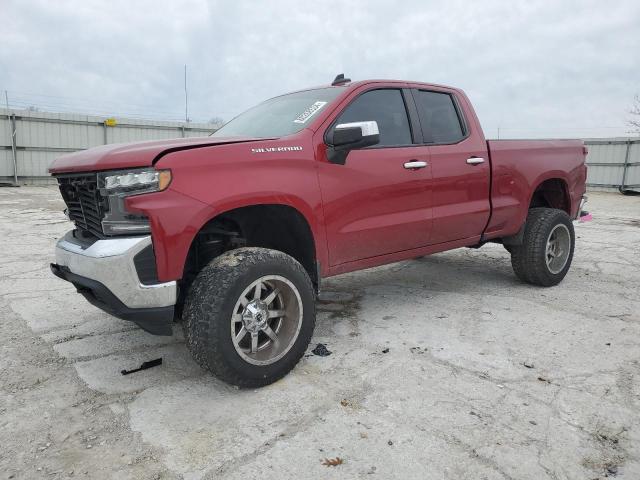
[{"left": 283, "top": 78, "right": 464, "bottom": 98}]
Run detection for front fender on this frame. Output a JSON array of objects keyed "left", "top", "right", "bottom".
[
  {"left": 126, "top": 189, "right": 216, "bottom": 281},
  {"left": 128, "top": 136, "right": 328, "bottom": 281}
]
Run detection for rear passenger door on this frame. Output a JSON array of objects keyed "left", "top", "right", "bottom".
[{"left": 411, "top": 89, "right": 490, "bottom": 244}]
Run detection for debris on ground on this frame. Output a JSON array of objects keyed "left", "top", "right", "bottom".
[
  {"left": 321, "top": 457, "right": 343, "bottom": 467},
  {"left": 120, "top": 358, "right": 163, "bottom": 376},
  {"left": 311, "top": 343, "right": 332, "bottom": 357},
  {"left": 537, "top": 376, "right": 551, "bottom": 384},
  {"left": 381, "top": 348, "right": 390, "bottom": 354},
  {"left": 523, "top": 361, "right": 535, "bottom": 369},
  {"left": 410, "top": 346, "right": 427, "bottom": 354}
]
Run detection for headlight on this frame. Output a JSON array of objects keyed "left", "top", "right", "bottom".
[
  {"left": 97, "top": 168, "right": 171, "bottom": 236},
  {"left": 99, "top": 168, "right": 172, "bottom": 194}
]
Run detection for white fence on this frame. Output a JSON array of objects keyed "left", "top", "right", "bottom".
[
  {"left": 2, "top": 108, "right": 639, "bottom": 192},
  {"left": 584, "top": 139, "right": 640, "bottom": 193},
  {"left": 1, "top": 108, "right": 216, "bottom": 184}
]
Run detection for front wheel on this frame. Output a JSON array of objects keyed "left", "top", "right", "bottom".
[
  {"left": 183, "top": 247, "right": 316, "bottom": 387},
  {"left": 510, "top": 208, "right": 575, "bottom": 287}
]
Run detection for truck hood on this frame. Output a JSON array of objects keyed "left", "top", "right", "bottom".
[{"left": 48, "top": 136, "right": 263, "bottom": 174}]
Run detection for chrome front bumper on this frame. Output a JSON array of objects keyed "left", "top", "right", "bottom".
[{"left": 54, "top": 231, "right": 177, "bottom": 309}]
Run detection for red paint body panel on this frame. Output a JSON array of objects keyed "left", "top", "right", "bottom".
[
  {"left": 49, "top": 136, "right": 264, "bottom": 173},
  {"left": 311, "top": 83, "right": 433, "bottom": 266},
  {"left": 484, "top": 139, "right": 587, "bottom": 238},
  {"left": 147, "top": 133, "right": 329, "bottom": 281},
  {"left": 125, "top": 189, "right": 215, "bottom": 281},
  {"left": 425, "top": 88, "right": 491, "bottom": 244},
  {"left": 316, "top": 144, "right": 433, "bottom": 265},
  {"left": 49, "top": 80, "right": 587, "bottom": 283}
]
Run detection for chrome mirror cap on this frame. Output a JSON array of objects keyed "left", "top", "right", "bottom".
[{"left": 335, "top": 120, "right": 379, "bottom": 137}]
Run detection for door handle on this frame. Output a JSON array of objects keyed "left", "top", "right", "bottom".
[
  {"left": 404, "top": 160, "right": 428, "bottom": 170},
  {"left": 466, "top": 157, "right": 485, "bottom": 165}
]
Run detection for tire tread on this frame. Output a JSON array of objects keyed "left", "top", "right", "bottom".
[
  {"left": 183, "top": 247, "right": 315, "bottom": 388},
  {"left": 510, "top": 208, "right": 574, "bottom": 287}
]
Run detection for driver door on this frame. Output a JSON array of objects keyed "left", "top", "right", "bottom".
[{"left": 316, "top": 88, "right": 433, "bottom": 266}]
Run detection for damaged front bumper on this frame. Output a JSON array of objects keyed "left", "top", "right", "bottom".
[{"left": 50, "top": 231, "right": 176, "bottom": 335}]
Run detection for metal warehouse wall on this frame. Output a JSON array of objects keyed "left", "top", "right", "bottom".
[
  {"left": 1, "top": 108, "right": 216, "bottom": 184},
  {"left": 584, "top": 138, "right": 640, "bottom": 193},
  {"left": 2, "top": 107, "right": 639, "bottom": 192}
]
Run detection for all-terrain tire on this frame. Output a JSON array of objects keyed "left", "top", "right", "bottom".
[
  {"left": 510, "top": 208, "right": 575, "bottom": 287},
  {"left": 183, "top": 247, "right": 316, "bottom": 388}
]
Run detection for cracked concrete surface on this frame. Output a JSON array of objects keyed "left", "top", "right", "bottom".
[{"left": 1, "top": 186, "right": 639, "bottom": 479}]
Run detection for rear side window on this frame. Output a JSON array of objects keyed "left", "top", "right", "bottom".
[
  {"left": 414, "top": 90, "right": 465, "bottom": 144},
  {"left": 333, "top": 89, "right": 412, "bottom": 146}
]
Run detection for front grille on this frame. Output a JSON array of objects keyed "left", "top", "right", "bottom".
[{"left": 56, "top": 173, "right": 107, "bottom": 238}]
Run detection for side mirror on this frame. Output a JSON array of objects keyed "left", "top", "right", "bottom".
[{"left": 326, "top": 121, "right": 380, "bottom": 165}]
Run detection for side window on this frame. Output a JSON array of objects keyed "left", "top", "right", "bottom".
[
  {"left": 414, "top": 90, "right": 465, "bottom": 144},
  {"left": 333, "top": 89, "right": 412, "bottom": 146}
]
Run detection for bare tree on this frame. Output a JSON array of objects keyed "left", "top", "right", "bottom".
[
  {"left": 208, "top": 116, "right": 225, "bottom": 128},
  {"left": 629, "top": 94, "right": 640, "bottom": 134}
]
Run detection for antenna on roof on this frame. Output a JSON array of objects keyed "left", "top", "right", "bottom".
[{"left": 331, "top": 73, "right": 351, "bottom": 86}]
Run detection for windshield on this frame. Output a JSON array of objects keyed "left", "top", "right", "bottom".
[{"left": 212, "top": 87, "right": 344, "bottom": 138}]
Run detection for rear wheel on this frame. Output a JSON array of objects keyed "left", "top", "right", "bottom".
[
  {"left": 183, "top": 247, "right": 315, "bottom": 387},
  {"left": 510, "top": 208, "right": 575, "bottom": 287}
]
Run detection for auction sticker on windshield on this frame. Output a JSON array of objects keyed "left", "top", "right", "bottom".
[{"left": 293, "top": 101, "right": 327, "bottom": 124}]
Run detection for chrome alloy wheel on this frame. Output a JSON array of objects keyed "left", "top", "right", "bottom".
[
  {"left": 545, "top": 224, "right": 571, "bottom": 274},
  {"left": 231, "top": 275, "right": 303, "bottom": 366}
]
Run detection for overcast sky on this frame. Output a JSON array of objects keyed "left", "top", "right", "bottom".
[{"left": 1, "top": 0, "right": 639, "bottom": 138}]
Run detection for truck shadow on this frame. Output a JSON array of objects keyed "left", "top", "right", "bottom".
[
  {"left": 320, "top": 247, "right": 520, "bottom": 298},
  {"left": 313, "top": 247, "right": 523, "bottom": 337}
]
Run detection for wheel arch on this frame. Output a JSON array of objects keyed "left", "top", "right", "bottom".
[
  {"left": 502, "top": 175, "right": 571, "bottom": 246},
  {"left": 528, "top": 175, "right": 571, "bottom": 214},
  {"left": 181, "top": 199, "right": 322, "bottom": 296}
]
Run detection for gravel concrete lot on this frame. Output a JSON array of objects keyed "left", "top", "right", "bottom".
[{"left": 1, "top": 186, "right": 639, "bottom": 480}]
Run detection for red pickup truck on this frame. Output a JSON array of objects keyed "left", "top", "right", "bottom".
[{"left": 50, "top": 76, "right": 588, "bottom": 387}]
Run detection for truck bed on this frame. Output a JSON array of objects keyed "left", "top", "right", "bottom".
[{"left": 483, "top": 139, "right": 587, "bottom": 239}]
